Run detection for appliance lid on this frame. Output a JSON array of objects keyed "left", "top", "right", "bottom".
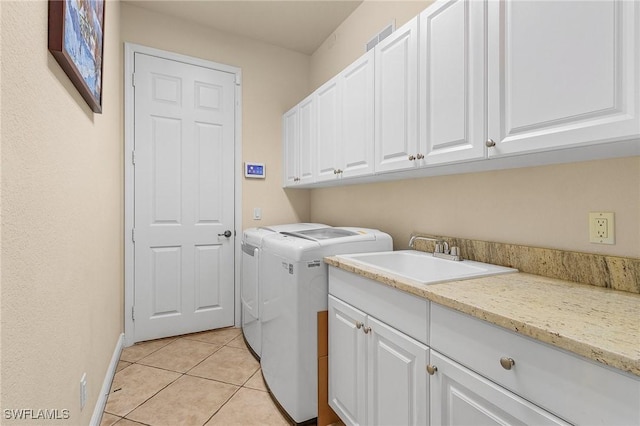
[{"left": 281, "top": 228, "right": 381, "bottom": 244}]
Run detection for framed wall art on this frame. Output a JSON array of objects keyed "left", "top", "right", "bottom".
[{"left": 48, "top": 0, "right": 105, "bottom": 113}]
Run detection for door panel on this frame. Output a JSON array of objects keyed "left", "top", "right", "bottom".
[
  {"left": 368, "top": 316, "right": 428, "bottom": 426},
  {"left": 133, "top": 52, "right": 235, "bottom": 342},
  {"left": 341, "top": 51, "right": 374, "bottom": 178},
  {"left": 328, "top": 296, "right": 367, "bottom": 426},
  {"left": 375, "top": 18, "right": 418, "bottom": 173},
  {"left": 487, "top": 0, "right": 640, "bottom": 155},
  {"left": 420, "top": 0, "right": 486, "bottom": 165}
]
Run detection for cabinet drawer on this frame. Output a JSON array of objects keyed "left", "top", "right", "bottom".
[
  {"left": 329, "top": 267, "right": 429, "bottom": 345},
  {"left": 430, "top": 304, "right": 640, "bottom": 426}
]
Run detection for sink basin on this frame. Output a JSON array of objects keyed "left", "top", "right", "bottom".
[{"left": 337, "top": 250, "right": 517, "bottom": 284}]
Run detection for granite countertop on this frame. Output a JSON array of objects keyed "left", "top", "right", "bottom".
[{"left": 325, "top": 255, "right": 640, "bottom": 377}]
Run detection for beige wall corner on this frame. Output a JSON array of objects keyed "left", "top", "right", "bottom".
[
  {"left": 310, "top": 0, "right": 432, "bottom": 90},
  {"left": 121, "top": 3, "right": 312, "bottom": 230},
  {"left": 1, "top": 1, "right": 123, "bottom": 423}
]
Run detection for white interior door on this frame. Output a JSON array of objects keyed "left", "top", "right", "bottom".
[{"left": 132, "top": 52, "right": 235, "bottom": 342}]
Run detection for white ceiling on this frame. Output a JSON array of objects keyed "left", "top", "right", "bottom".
[{"left": 124, "top": 0, "right": 364, "bottom": 55}]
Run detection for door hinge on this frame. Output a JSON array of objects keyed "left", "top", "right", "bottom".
[
  {"left": 131, "top": 150, "right": 136, "bottom": 165},
  {"left": 132, "top": 228, "right": 135, "bottom": 242},
  {"left": 131, "top": 306, "right": 135, "bottom": 321},
  {"left": 132, "top": 73, "right": 136, "bottom": 87}
]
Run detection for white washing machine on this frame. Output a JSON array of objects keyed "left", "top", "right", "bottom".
[
  {"left": 241, "top": 223, "right": 329, "bottom": 358},
  {"left": 260, "top": 227, "right": 393, "bottom": 424}
]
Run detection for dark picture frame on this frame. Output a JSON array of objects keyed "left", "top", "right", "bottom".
[{"left": 48, "top": 0, "right": 105, "bottom": 113}]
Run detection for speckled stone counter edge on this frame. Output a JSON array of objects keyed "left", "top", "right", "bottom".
[{"left": 411, "top": 234, "right": 640, "bottom": 294}]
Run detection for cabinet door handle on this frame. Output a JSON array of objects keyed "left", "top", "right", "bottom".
[
  {"left": 500, "top": 357, "right": 515, "bottom": 370},
  {"left": 426, "top": 364, "right": 438, "bottom": 375},
  {"left": 355, "top": 321, "right": 363, "bottom": 329},
  {"left": 486, "top": 139, "right": 496, "bottom": 148},
  {"left": 363, "top": 326, "right": 372, "bottom": 334},
  {"left": 408, "top": 155, "right": 416, "bottom": 161},
  {"left": 416, "top": 153, "right": 424, "bottom": 160}
]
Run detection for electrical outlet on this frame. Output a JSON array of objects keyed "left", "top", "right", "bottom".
[
  {"left": 253, "top": 207, "right": 262, "bottom": 220},
  {"left": 589, "top": 212, "right": 615, "bottom": 244},
  {"left": 80, "top": 373, "right": 87, "bottom": 411}
]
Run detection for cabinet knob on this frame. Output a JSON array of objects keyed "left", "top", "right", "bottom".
[
  {"left": 408, "top": 155, "right": 416, "bottom": 161},
  {"left": 363, "top": 326, "right": 372, "bottom": 334},
  {"left": 486, "top": 139, "right": 496, "bottom": 148},
  {"left": 355, "top": 321, "right": 363, "bottom": 329},
  {"left": 499, "top": 357, "right": 515, "bottom": 370},
  {"left": 426, "top": 364, "right": 438, "bottom": 375}
]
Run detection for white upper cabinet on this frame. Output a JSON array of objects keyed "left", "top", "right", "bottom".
[
  {"left": 340, "top": 50, "right": 375, "bottom": 179},
  {"left": 487, "top": 0, "right": 640, "bottom": 157},
  {"left": 282, "top": 94, "right": 315, "bottom": 187},
  {"left": 375, "top": 17, "right": 420, "bottom": 173},
  {"left": 315, "top": 76, "right": 341, "bottom": 182},
  {"left": 419, "top": 0, "right": 487, "bottom": 165},
  {"left": 315, "top": 51, "right": 376, "bottom": 183}
]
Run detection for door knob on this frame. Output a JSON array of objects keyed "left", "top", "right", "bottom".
[
  {"left": 486, "top": 139, "right": 496, "bottom": 148},
  {"left": 218, "top": 230, "right": 232, "bottom": 238}
]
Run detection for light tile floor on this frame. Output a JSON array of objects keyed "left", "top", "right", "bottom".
[{"left": 100, "top": 327, "right": 290, "bottom": 426}]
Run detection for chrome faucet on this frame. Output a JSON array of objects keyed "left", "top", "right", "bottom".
[{"left": 408, "top": 235, "right": 462, "bottom": 261}]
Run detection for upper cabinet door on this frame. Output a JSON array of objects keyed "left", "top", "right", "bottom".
[
  {"left": 419, "top": 0, "right": 487, "bottom": 165},
  {"left": 341, "top": 50, "right": 375, "bottom": 179},
  {"left": 487, "top": 0, "right": 640, "bottom": 157},
  {"left": 282, "top": 106, "right": 299, "bottom": 187},
  {"left": 375, "top": 17, "right": 419, "bottom": 173},
  {"left": 316, "top": 77, "right": 341, "bottom": 182},
  {"left": 298, "top": 95, "right": 316, "bottom": 185}
]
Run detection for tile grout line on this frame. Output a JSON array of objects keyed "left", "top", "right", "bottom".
[{"left": 106, "top": 329, "right": 269, "bottom": 426}]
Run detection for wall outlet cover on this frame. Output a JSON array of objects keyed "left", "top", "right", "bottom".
[{"left": 589, "top": 212, "right": 615, "bottom": 244}]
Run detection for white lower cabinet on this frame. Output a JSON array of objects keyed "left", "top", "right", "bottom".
[
  {"left": 328, "top": 295, "right": 428, "bottom": 426},
  {"left": 430, "top": 303, "right": 640, "bottom": 426},
  {"left": 429, "top": 350, "right": 569, "bottom": 426}
]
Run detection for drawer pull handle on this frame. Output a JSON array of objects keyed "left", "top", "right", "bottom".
[
  {"left": 363, "top": 326, "right": 372, "bottom": 334},
  {"left": 355, "top": 321, "right": 363, "bottom": 329},
  {"left": 500, "top": 357, "right": 515, "bottom": 370},
  {"left": 426, "top": 364, "right": 438, "bottom": 375}
]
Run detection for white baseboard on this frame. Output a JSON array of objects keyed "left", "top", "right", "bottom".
[{"left": 90, "top": 333, "right": 124, "bottom": 426}]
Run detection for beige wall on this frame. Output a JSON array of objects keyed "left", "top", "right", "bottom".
[
  {"left": 308, "top": 1, "right": 640, "bottom": 258},
  {"left": 121, "top": 3, "right": 312, "bottom": 230},
  {"left": 1, "top": 0, "right": 123, "bottom": 423}
]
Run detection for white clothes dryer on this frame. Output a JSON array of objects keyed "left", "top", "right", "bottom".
[
  {"left": 260, "top": 227, "right": 392, "bottom": 423},
  {"left": 241, "top": 223, "right": 329, "bottom": 358}
]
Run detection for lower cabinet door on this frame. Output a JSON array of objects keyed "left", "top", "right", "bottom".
[
  {"left": 429, "top": 350, "right": 570, "bottom": 426},
  {"left": 328, "top": 296, "right": 367, "bottom": 426},
  {"left": 368, "top": 316, "right": 428, "bottom": 426}
]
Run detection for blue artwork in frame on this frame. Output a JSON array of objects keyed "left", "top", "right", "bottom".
[{"left": 49, "top": 0, "right": 105, "bottom": 113}]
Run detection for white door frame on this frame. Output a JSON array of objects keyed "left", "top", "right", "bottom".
[{"left": 124, "top": 43, "right": 243, "bottom": 347}]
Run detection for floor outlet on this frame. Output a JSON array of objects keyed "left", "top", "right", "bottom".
[
  {"left": 589, "top": 212, "right": 615, "bottom": 244},
  {"left": 80, "top": 373, "right": 87, "bottom": 411}
]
